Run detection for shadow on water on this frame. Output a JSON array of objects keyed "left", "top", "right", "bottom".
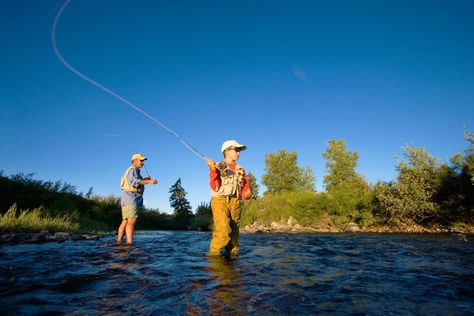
[{"left": 1, "top": 231, "right": 473, "bottom": 315}]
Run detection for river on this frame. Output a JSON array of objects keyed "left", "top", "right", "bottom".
[{"left": 1, "top": 231, "right": 473, "bottom": 315}]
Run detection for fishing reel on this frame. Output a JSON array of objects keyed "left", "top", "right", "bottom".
[{"left": 216, "top": 161, "right": 235, "bottom": 177}]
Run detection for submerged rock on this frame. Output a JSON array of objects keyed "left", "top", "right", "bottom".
[
  {"left": 29, "top": 232, "right": 48, "bottom": 243},
  {"left": 1, "top": 233, "right": 23, "bottom": 244},
  {"left": 84, "top": 235, "right": 99, "bottom": 240},
  {"left": 54, "top": 232, "right": 71, "bottom": 238}
]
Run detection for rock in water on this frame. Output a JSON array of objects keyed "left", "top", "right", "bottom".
[{"left": 30, "top": 232, "right": 48, "bottom": 243}]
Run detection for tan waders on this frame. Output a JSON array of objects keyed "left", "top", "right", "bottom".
[{"left": 209, "top": 196, "right": 241, "bottom": 256}]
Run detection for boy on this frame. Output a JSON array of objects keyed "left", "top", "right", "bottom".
[{"left": 205, "top": 140, "right": 251, "bottom": 256}]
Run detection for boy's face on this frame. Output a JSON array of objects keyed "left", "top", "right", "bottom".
[{"left": 225, "top": 147, "right": 241, "bottom": 161}]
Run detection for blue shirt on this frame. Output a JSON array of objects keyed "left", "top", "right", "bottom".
[{"left": 121, "top": 167, "right": 145, "bottom": 206}]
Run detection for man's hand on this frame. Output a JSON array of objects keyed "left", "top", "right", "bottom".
[{"left": 142, "top": 178, "right": 157, "bottom": 185}]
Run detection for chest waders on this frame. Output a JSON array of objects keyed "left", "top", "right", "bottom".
[{"left": 209, "top": 163, "right": 245, "bottom": 256}]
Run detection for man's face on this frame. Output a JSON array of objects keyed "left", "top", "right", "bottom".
[{"left": 133, "top": 159, "right": 145, "bottom": 168}]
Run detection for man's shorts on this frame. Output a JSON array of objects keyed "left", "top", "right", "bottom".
[{"left": 121, "top": 204, "right": 140, "bottom": 220}]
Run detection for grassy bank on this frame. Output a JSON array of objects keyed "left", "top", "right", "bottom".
[
  {"left": 241, "top": 190, "right": 374, "bottom": 228},
  {"left": 240, "top": 190, "right": 474, "bottom": 234},
  {"left": 0, "top": 204, "right": 79, "bottom": 233},
  {"left": 0, "top": 173, "right": 205, "bottom": 233}
]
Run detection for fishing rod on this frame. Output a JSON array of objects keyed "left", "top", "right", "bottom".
[
  {"left": 51, "top": 0, "right": 207, "bottom": 161},
  {"left": 143, "top": 164, "right": 151, "bottom": 177}
]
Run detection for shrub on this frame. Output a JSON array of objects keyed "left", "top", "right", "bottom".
[{"left": 241, "top": 191, "right": 325, "bottom": 226}]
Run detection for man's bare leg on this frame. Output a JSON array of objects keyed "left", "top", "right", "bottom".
[
  {"left": 117, "top": 219, "right": 128, "bottom": 243},
  {"left": 125, "top": 217, "right": 137, "bottom": 244}
]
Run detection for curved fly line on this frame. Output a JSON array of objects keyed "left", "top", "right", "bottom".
[{"left": 51, "top": 0, "right": 206, "bottom": 160}]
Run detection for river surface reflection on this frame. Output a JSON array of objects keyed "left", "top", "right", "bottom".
[{"left": 1, "top": 231, "right": 473, "bottom": 315}]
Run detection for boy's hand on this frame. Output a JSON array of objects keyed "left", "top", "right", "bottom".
[
  {"left": 241, "top": 188, "right": 251, "bottom": 200},
  {"left": 205, "top": 157, "right": 216, "bottom": 170}
]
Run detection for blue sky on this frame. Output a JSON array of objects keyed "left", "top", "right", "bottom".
[{"left": 1, "top": 0, "right": 473, "bottom": 212}]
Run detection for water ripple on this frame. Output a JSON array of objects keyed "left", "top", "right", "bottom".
[{"left": 0, "top": 232, "right": 473, "bottom": 315}]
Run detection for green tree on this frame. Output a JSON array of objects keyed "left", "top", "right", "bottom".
[
  {"left": 464, "top": 130, "right": 474, "bottom": 184},
  {"left": 435, "top": 130, "right": 474, "bottom": 219},
  {"left": 300, "top": 168, "right": 317, "bottom": 191},
  {"left": 322, "top": 140, "right": 372, "bottom": 224},
  {"left": 375, "top": 146, "right": 441, "bottom": 223},
  {"left": 169, "top": 178, "right": 193, "bottom": 228},
  {"left": 322, "top": 139, "right": 367, "bottom": 193},
  {"left": 247, "top": 172, "right": 260, "bottom": 199},
  {"left": 85, "top": 187, "right": 94, "bottom": 199},
  {"left": 261, "top": 149, "right": 315, "bottom": 193}
]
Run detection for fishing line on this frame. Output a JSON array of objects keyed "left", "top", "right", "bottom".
[{"left": 51, "top": 0, "right": 206, "bottom": 160}]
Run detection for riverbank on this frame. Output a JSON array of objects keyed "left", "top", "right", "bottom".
[
  {"left": 241, "top": 216, "right": 474, "bottom": 235},
  {"left": 2, "top": 219, "right": 473, "bottom": 246},
  {"left": 0, "top": 231, "right": 114, "bottom": 246}
]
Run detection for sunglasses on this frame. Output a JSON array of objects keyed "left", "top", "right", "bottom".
[{"left": 228, "top": 147, "right": 241, "bottom": 152}]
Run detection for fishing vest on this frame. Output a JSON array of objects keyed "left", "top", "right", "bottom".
[
  {"left": 211, "top": 163, "right": 245, "bottom": 199},
  {"left": 120, "top": 166, "right": 144, "bottom": 193}
]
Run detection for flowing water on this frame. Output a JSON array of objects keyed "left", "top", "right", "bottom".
[{"left": 1, "top": 231, "right": 473, "bottom": 315}]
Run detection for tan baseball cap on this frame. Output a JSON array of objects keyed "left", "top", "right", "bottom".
[
  {"left": 221, "top": 140, "right": 246, "bottom": 153},
  {"left": 131, "top": 153, "right": 147, "bottom": 161}
]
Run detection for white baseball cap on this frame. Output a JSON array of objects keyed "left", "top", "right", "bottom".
[{"left": 221, "top": 140, "right": 247, "bottom": 153}]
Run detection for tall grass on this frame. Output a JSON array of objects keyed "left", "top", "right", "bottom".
[
  {"left": 0, "top": 204, "right": 79, "bottom": 233},
  {"left": 0, "top": 174, "right": 186, "bottom": 231}
]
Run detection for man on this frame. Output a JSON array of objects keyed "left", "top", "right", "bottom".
[
  {"left": 118, "top": 153, "right": 158, "bottom": 244},
  {"left": 205, "top": 140, "right": 251, "bottom": 256}
]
